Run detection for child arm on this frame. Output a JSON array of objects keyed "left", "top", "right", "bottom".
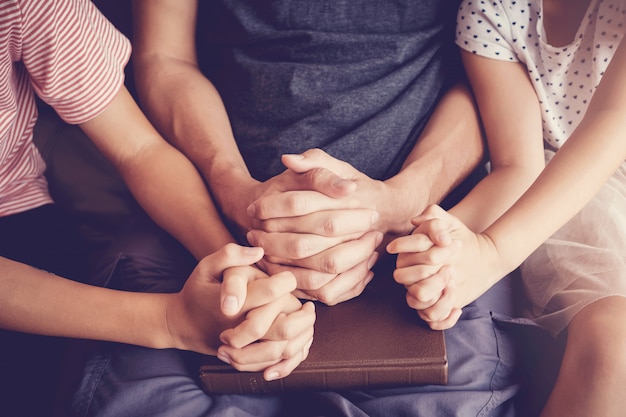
[
  {"left": 394, "top": 39, "right": 626, "bottom": 330},
  {"left": 483, "top": 39, "right": 626, "bottom": 277},
  {"left": 0, "top": 244, "right": 315, "bottom": 380},
  {"left": 388, "top": 51, "right": 546, "bottom": 328},
  {"left": 449, "top": 50, "right": 546, "bottom": 232}
]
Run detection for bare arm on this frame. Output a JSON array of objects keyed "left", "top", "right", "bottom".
[
  {"left": 448, "top": 51, "right": 546, "bottom": 232},
  {"left": 132, "top": 0, "right": 486, "bottom": 238},
  {"left": 387, "top": 51, "right": 546, "bottom": 327},
  {"left": 0, "top": 256, "right": 177, "bottom": 347},
  {"left": 384, "top": 81, "right": 486, "bottom": 234},
  {"left": 132, "top": 0, "right": 488, "bottom": 304},
  {"left": 485, "top": 39, "right": 626, "bottom": 276},
  {"left": 1, "top": 245, "right": 315, "bottom": 379},
  {"left": 389, "top": 40, "right": 626, "bottom": 329},
  {"left": 131, "top": 0, "right": 256, "bottom": 232},
  {"left": 274, "top": 81, "right": 487, "bottom": 238},
  {"left": 80, "top": 86, "right": 232, "bottom": 259}
]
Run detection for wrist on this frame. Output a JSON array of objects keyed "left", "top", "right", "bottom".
[
  {"left": 477, "top": 232, "right": 509, "bottom": 286},
  {"left": 151, "top": 293, "right": 181, "bottom": 350},
  {"left": 162, "top": 289, "right": 222, "bottom": 355},
  {"left": 379, "top": 174, "right": 428, "bottom": 237},
  {"left": 207, "top": 167, "right": 260, "bottom": 237}
]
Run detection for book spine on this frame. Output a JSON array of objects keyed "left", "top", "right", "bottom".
[{"left": 199, "top": 364, "right": 448, "bottom": 394}]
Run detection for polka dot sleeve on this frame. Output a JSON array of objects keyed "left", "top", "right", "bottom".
[{"left": 456, "top": 0, "right": 518, "bottom": 62}]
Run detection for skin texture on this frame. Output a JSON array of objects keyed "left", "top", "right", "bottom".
[
  {"left": 131, "top": 0, "right": 485, "bottom": 306},
  {"left": 3, "top": 3, "right": 315, "bottom": 380},
  {"left": 1, "top": 244, "right": 314, "bottom": 380},
  {"left": 387, "top": 1, "right": 626, "bottom": 415}
]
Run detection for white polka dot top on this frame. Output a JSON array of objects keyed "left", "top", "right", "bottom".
[{"left": 456, "top": 0, "right": 626, "bottom": 148}]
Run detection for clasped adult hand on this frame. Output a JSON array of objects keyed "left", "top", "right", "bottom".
[
  {"left": 245, "top": 149, "right": 386, "bottom": 305},
  {"left": 166, "top": 244, "right": 315, "bottom": 381}
]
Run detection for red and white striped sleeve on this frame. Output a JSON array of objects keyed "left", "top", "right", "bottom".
[{"left": 19, "top": 0, "right": 131, "bottom": 125}]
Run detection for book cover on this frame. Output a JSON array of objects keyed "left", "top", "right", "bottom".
[{"left": 198, "top": 262, "right": 448, "bottom": 394}]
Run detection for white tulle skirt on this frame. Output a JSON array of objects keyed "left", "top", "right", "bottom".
[{"left": 520, "top": 150, "right": 626, "bottom": 337}]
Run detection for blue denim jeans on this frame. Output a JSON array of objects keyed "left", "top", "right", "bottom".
[{"left": 70, "top": 214, "right": 548, "bottom": 417}]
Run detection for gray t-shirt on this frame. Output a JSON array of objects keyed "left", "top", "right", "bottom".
[{"left": 197, "top": 0, "right": 463, "bottom": 181}]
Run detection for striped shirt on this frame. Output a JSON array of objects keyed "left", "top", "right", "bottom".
[{"left": 0, "top": 0, "right": 130, "bottom": 216}]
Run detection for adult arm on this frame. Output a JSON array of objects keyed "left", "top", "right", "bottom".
[
  {"left": 253, "top": 81, "right": 486, "bottom": 303},
  {"left": 131, "top": 0, "right": 380, "bottom": 302},
  {"left": 132, "top": 0, "right": 485, "bottom": 304},
  {"left": 131, "top": 0, "right": 354, "bottom": 234},
  {"left": 268, "top": 81, "right": 486, "bottom": 235}
]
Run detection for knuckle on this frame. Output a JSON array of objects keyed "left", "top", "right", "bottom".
[
  {"left": 252, "top": 200, "right": 268, "bottom": 218},
  {"left": 406, "top": 294, "right": 419, "bottom": 310},
  {"left": 266, "top": 343, "right": 286, "bottom": 361},
  {"left": 297, "top": 267, "right": 335, "bottom": 291},
  {"left": 259, "top": 282, "right": 281, "bottom": 300},
  {"left": 423, "top": 204, "right": 440, "bottom": 217},
  {"left": 321, "top": 217, "right": 338, "bottom": 236},
  {"left": 320, "top": 256, "right": 339, "bottom": 274},
  {"left": 245, "top": 324, "right": 266, "bottom": 342},
  {"left": 421, "top": 309, "right": 438, "bottom": 323},
  {"left": 292, "top": 239, "right": 313, "bottom": 259},
  {"left": 260, "top": 219, "right": 278, "bottom": 233},
  {"left": 413, "top": 285, "right": 432, "bottom": 303},
  {"left": 286, "top": 194, "right": 307, "bottom": 214},
  {"left": 273, "top": 324, "right": 292, "bottom": 341},
  {"left": 423, "top": 251, "right": 440, "bottom": 265},
  {"left": 305, "top": 148, "right": 324, "bottom": 159},
  {"left": 307, "top": 272, "right": 333, "bottom": 291},
  {"left": 221, "top": 242, "right": 241, "bottom": 259},
  {"left": 315, "top": 291, "right": 331, "bottom": 305}
]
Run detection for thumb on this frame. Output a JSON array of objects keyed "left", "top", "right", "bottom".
[{"left": 199, "top": 244, "right": 264, "bottom": 316}]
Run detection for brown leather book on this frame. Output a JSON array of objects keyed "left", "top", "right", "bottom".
[{"left": 198, "top": 261, "right": 448, "bottom": 394}]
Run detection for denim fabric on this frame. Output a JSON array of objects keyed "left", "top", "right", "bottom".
[
  {"left": 70, "top": 214, "right": 538, "bottom": 417},
  {"left": 71, "top": 284, "right": 526, "bottom": 417}
]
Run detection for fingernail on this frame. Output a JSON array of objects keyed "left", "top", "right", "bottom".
[
  {"left": 266, "top": 371, "right": 280, "bottom": 381},
  {"left": 246, "top": 204, "right": 256, "bottom": 216},
  {"left": 222, "top": 295, "right": 239, "bottom": 315},
  {"left": 218, "top": 352, "right": 231, "bottom": 365},
  {"left": 284, "top": 153, "right": 305, "bottom": 160},
  {"left": 375, "top": 232, "right": 383, "bottom": 247},
  {"left": 371, "top": 211, "right": 379, "bottom": 224}
]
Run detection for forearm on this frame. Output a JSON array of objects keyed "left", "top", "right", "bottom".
[
  {"left": 486, "top": 111, "right": 626, "bottom": 276},
  {"left": 449, "top": 165, "right": 542, "bottom": 233},
  {"left": 81, "top": 88, "right": 233, "bottom": 259},
  {"left": 134, "top": 57, "right": 258, "bottom": 230},
  {"left": 383, "top": 82, "right": 484, "bottom": 235},
  {"left": 115, "top": 139, "right": 234, "bottom": 257},
  {"left": 0, "top": 257, "right": 177, "bottom": 349}
]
